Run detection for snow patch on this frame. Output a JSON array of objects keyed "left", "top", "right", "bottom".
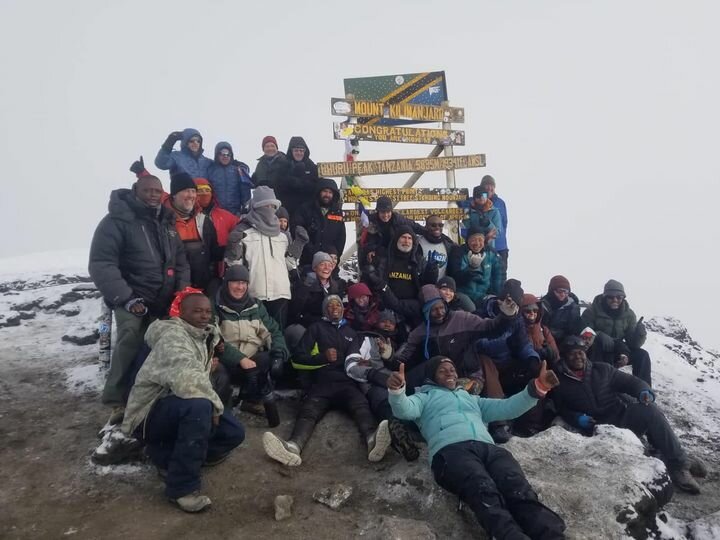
[{"left": 65, "top": 363, "right": 104, "bottom": 395}]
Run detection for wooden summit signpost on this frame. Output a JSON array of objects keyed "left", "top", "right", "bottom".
[{"left": 322, "top": 71, "right": 487, "bottom": 258}]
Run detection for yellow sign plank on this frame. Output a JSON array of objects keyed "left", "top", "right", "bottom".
[
  {"left": 319, "top": 155, "right": 484, "bottom": 177},
  {"left": 343, "top": 207, "right": 466, "bottom": 222},
  {"left": 342, "top": 187, "right": 468, "bottom": 203},
  {"left": 331, "top": 98, "right": 465, "bottom": 123},
  {"left": 333, "top": 123, "right": 465, "bottom": 146}
]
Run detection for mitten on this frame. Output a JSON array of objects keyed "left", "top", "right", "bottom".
[
  {"left": 162, "top": 131, "right": 182, "bottom": 151},
  {"left": 577, "top": 414, "right": 596, "bottom": 429}
]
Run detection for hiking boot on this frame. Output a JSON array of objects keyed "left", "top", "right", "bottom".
[
  {"left": 91, "top": 429, "right": 143, "bottom": 466},
  {"left": 263, "top": 396, "right": 281, "bottom": 428},
  {"left": 97, "top": 406, "right": 125, "bottom": 438},
  {"left": 670, "top": 467, "right": 701, "bottom": 494},
  {"left": 688, "top": 456, "right": 709, "bottom": 478},
  {"left": 262, "top": 432, "right": 302, "bottom": 466},
  {"left": 204, "top": 452, "right": 232, "bottom": 467},
  {"left": 239, "top": 400, "right": 265, "bottom": 416},
  {"left": 388, "top": 418, "right": 419, "bottom": 461},
  {"left": 367, "top": 420, "right": 392, "bottom": 462},
  {"left": 489, "top": 424, "right": 512, "bottom": 444},
  {"left": 170, "top": 491, "right": 212, "bottom": 513}
]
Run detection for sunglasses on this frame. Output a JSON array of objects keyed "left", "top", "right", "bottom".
[
  {"left": 219, "top": 151, "right": 231, "bottom": 157},
  {"left": 427, "top": 222, "right": 444, "bottom": 228},
  {"left": 606, "top": 295, "right": 625, "bottom": 301},
  {"left": 188, "top": 138, "right": 201, "bottom": 144},
  {"left": 554, "top": 288, "right": 569, "bottom": 294}
]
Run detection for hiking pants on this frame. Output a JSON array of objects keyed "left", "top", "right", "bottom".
[
  {"left": 629, "top": 348, "right": 652, "bottom": 387},
  {"left": 618, "top": 402, "right": 686, "bottom": 470},
  {"left": 432, "top": 441, "right": 566, "bottom": 540},
  {"left": 140, "top": 396, "right": 245, "bottom": 499}
]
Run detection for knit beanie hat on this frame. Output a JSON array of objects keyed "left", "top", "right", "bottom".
[
  {"left": 501, "top": 279, "right": 524, "bottom": 306},
  {"left": 427, "top": 355, "right": 455, "bottom": 384},
  {"left": 378, "top": 309, "right": 398, "bottom": 324},
  {"left": 376, "top": 196, "right": 393, "bottom": 212},
  {"left": 467, "top": 224, "right": 486, "bottom": 241},
  {"left": 561, "top": 335, "right": 587, "bottom": 353},
  {"left": 224, "top": 264, "right": 250, "bottom": 283},
  {"left": 347, "top": 282, "right": 372, "bottom": 300},
  {"left": 170, "top": 171, "right": 196, "bottom": 196},
  {"left": 472, "top": 185, "right": 487, "bottom": 199},
  {"left": 312, "top": 251, "right": 333, "bottom": 269},
  {"left": 603, "top": 279, "right": 626, "bottom": 297},
  {"left": 276, "top": 206, "right": 289, "bottom": 221},
  {"left": 251, "top": 186, "right": 281, "bottom": 209},
  {"left": 480, "top": 175, "right": 496, "bottom": 189},
  {"left": 322, "top": 294, "right": 344, "bottom": 318},
  {"left": 437, "top": 276, "right": 457, "bottom": 292},
  {"left": 520, "top": 293, "right": 540, "bottom": 310},
  {"left": 262, "top": 135, "right": 278, "bottom": 149},
  {"left": 548, "top": 275, "right": 571, "bottom": 293}
]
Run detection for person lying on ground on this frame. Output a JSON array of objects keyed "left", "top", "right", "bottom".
[{"left": 387, "top": 356, "right": 566, "bottom": 540}]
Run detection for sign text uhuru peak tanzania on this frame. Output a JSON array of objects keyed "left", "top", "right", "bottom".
[{"left": 319, "top": 155, "right": 484, "bottom": 177}]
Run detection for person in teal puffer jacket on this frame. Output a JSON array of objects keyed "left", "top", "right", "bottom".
[
  {"left": 447, "top": 226, "right": 503, "bottom": 307},
  {"left": 388, "top": 356, "right": 565, "bottom": 540}
]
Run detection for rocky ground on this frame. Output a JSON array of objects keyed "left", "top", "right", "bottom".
[{"left": 1, "top": 265, "right": 720, "bottom": 539}]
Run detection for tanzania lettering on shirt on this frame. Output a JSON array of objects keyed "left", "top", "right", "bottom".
[{"left": 388, "top": 271, "right": 412, "bottom": 280}]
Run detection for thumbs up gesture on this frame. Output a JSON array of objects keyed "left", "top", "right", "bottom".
[
  {"left": 538, "top": 360, "right": 560, "bottom": 389},
  {"left": 387, "top": 362, "right": 406, "bottom": 390}
]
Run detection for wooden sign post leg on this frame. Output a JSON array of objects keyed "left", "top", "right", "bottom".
[{"left": 442, "top": 100, "right": 459, "bottom": 243}]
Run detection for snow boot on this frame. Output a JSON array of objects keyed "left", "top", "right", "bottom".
[
  {"left": 388, "top": 418, "right": 419, "bottom": 461},
  {"left": 263, "top": 432, "right": 302, "bottom": 466},
  {"left": 688, "top": 456, "right": 709, "bottom": 478},
  {"left": 91, "top": 428, "right": 143, "bottom": 466},
  {"left": 238, "top": 400, "right": 265, "bottom": 416},
  {"left": 670, "top": 467, "right": 701, "bottom": 494},
  {"left": 263, "top": 395, "right": 280, "bottom": 428},
  {"left": 97, "top": 406, "right": 125, "bottom": 438},
  {"left": 367, "top": 420, "right": 392, "bottom": 462},
  {"left": 170, "top": 491, "right": 212, "bottom": 513}
]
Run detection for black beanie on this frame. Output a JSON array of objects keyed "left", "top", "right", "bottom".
[
  {"left": 170, "top": 171, "right": 196, "bottom": 196},
  {"left": 224, "top": 264, "right": 250, "bottom": 283},
  {"left": 426, "top": 355, "right": 455, "bottom": 383},
  {"left": 472, "top": 185, "right": 487, "bottom": 199},
  {"left": 437, "top": 276, "right": 457, "bottom": 292},
  {"left": 502, "top": 279, "right": 524, "bottom": 305},
  {"left": 376, "top": 196, "right": 393, "bottom": 212}
]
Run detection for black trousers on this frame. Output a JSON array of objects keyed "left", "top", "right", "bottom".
[
  {"left": 263, "top": 298, "right": 289, "bottom": 330},
  {"left": 617, "top": 402, "right": 687, "bottom": 470},
  {"left": 290, "top": 379, "right": 376, "bottom": 451},
  {"left": 629, "top": 348, "right": 652, "bottom": 387},
  {"left": 431, "top": 441, "right": 565, "bottom": 540},
  {"left": 211, "top": 354, "right": 273, "bottom": 407}
]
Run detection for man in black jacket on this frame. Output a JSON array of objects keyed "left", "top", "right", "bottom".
[
  {"left": 360, "top": 196, "right": 425, "bottom": 264},
  {"left": 294, "top": 177, "right": 346, "bottom": 267},
  {"left": 551, "top": 336, "right": 706, "bottom": 494},
  {"left": 89, "top": 174, "right": 190, "bottom": 424},
  {"left": 277, "top": 136, "right": 319, "bottom": 217}
]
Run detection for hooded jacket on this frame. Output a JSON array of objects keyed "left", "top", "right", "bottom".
[
  {"left": 252, "top": 150, "right": 289, "bottom": 192},
  {"left": 121, "top": 318, "right": 223, "bottom": 435},
  {"left": 89, "top": 188, "right": 190, "bottom": 314},
  {"left": 361, "top": 210, "right": 426, "bottom": 258},
  {"left": 154, "top": 128, "right": 213, "bottom": 178},
  {"left": 551, "top": 358, "right": 649, "bottom": 430},
  {"left": 491, "top": 194, "right": 508, "bottom": 252},
  {"left": 288, "top": 267, "right": 347, "bottom": 327},
  {"left": 461, "top": 199, "right": 503, "bottom": 249},
  {"left": 295, "top": 177, "right": 346, "bottom": 266},
  {"left": 207, "top": 142, "right": 253, "bottom": 215},
  {"left": 344, "top": 282, "right": 382, "bottom": 332},
  {"left": 447, "top": 243, "right": 502, "bottom": 303},
  {"left": 521, "top": 293, "right": 560, "bottom": 364},
  {"left": 389, "top": 379, "right": 541, "bottom": 462},
  {"left": 540, "top": 291, "right": 583, "bottom": 344},
  {"left": 277, "top": 136, "right": 319, "bottom": 217},
  {"left": 474, "top": 296, "right": 540, "bottom": 365},
  {"left": 581, "top": 294, "right": 645, "bottom": 349}
]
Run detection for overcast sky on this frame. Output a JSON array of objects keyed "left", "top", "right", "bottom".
[{"left": 1, "top": 0, "right": 718, "bottom": 348}]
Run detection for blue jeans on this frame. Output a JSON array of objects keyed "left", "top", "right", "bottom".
[{"left": 138, "top": 396, "right": 245, "bottom": 498}]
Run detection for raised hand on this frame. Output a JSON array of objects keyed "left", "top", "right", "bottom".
[
  {"left": 387, "top": 362, "right": 406, "bottom": 390},
  {"left": 326, "top": 348, "right": 338, "bottom": 363},
  {"left": 538, "top": 360, "right": 560, "bottom": 389}
]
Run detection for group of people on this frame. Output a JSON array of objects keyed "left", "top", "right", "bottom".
[{"left": 88, "top": 128, "right": 707, "bottom": 538}]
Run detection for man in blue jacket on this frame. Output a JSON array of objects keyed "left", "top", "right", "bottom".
[
  {"left": 388, "top": 356, "right": 565, "bottom": 540},
  {"left": 155, "top": 128, "right": 213, "bottom": 178}
]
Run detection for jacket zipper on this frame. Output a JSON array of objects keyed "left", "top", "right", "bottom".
[{"left": 141, "top": 225, "right": 160, "bottom": 264}]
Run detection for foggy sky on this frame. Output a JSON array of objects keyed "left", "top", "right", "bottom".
[{"left": 1, "top": 1, "right": 718, "bottom": 347}]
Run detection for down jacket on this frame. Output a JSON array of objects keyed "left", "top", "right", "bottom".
[
  {"left": 121, "top": 318, "right": 223, "bottom": 435},
  {"left": 154, "top": 128, "right": 212, "bottom": 178},
  {"left": 581, "top": 294, "right": 646, "bottom": 350},
  {"left": 474, "top": 297, "right": 540, "bottom": 366},
  {"left": 207, "top": 141, "right": 253, "bottom": 215},
  {"left": 294, "top": 177, "right": 346, "bottom": 266},
  {"left": 447, "top": 244, "right": 503, "bottom": 303},
  {"left": 216, "top": 297, "right": 288, "bottom": 362},
  {"left": 540, "top": 291, "right": 584, "bottom": 344},
  {"left": 278, "top": 136, "right": 319, "bottom": 217},
  {"left": 88, "top": 189, "right": 189, "bottom": 314}
]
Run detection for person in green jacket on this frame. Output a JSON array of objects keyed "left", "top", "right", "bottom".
[
  {"left": 388, "top": 357, "right": 565, "bottom": 540},
  {"left": 581, "top": 279, "right": 651, "bottom": 385}
]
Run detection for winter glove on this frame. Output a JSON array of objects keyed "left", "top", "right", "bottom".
[
  {"left": 498, "top": 297, "right": 519, "bottom": 318},
  {"left": 364, "top": 266, "right": 386, "bottom": 291},
  {"left": 633, "top": 317, "right": 647, "bottom": 346},
  {"left": 638, "top": 389, "right": 655, "bottom": 405},
  {"left": 468, "top": 252, "right": 484, "bottom": 269},
  {"left": 577, "top": 414, "right": 596, "bottom": 430},
  {"left": 162, "top": 131, "right": 182, "bottom": 151},
  {"left": 287, "top": 226, "right": 309, "bottom": 260},
  {"left": 124, "top": 298, "right": 148, "bottom": 317},
  {"left": 129, "top": 156, "right": 147, "bottom": 177},
  {"left": 303, "top": 271, "right": 318, "bottom": 287}
]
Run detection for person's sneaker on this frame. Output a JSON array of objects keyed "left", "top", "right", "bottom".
[
  {"left": 91, "top": 428, "right": 143, "bottom": 466},
  {"left": 239, "top": 400, "right": 266, "bottom": 416},
  {"left": 262, "top": 432, "right": 301, "bottom": 466},
  {"left": 670, "top": 467, "right": 701, "bottom": 494},
  {"left": 388, "top": 418, "right": 419, "bottom": 461},
  {"left": 489, "top": 424, "right": 512, "bottom": 444},
  {"left": 367, "top": 420, "right": 392, "bottom": 462},
  {"left": 170, "top": 491, "right": 212, "bottom": 513},
  {"left": 688, "top": 456, "right": 709, "bottom": 478}
]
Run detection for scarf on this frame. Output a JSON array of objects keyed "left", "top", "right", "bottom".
[
  {"left": 171, "top": 200, "right": 193, "bottom": 219},
  {"left": 243, "top": 205, "right": 281, "bottom": 237},
  {"left": 217, "top": 283, "right": 254, "bottom": 314}
]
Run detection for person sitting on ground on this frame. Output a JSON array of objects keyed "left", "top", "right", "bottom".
[
  {"left": 417, "top": 214, "right": 456, "bottom": 279},
  {"left": 387, "top": 356, "right": 566, "bottom": 539},
  {"left": 359, "top": 195, "right": 425, "bottom": 265},
  {"left": 551, "top": 336, "right": 707, "bottom": 494},
  {"left": 277, "top": 136, "right": 319, "bottom": 217},
  {"left": 462, "top": 185, "right": 502, "bottom": 250},
  {"left": 447, "top": 226, "right": 503, "bottom": 307},
  {"left": 206, "top": 141, "right": 252, "bottom": 215},
  {"left": 294, "top": 177, "right": 346, "bottom": 267},
  {"left": 363, "top": 224, "right": 438, "bottom": 327},
  {"left": 154, "top": 128, "right": 213, "bottom": 178},
  {"left": 581, "top": 279, "right": 651, "bottom": 385},
  {"left": 436, "top": 276, "right": 476, "bottom": 313},
  {"left": 121, "top": 293, "right": 245, "bottom": 513},
  {"left": 215, "top": 264, "right": 287, "bottom": 425},
  {"left": 163, "top": 172, "right": 221, "bottom": 292},
  {"left": 288, "top": 252, "right": 346, "bottom": 328},
  {"left": 521, "top": 293, "right": 560, "bottom": 368},
  {"left": 89, "top": 173, "right": 189, "bottom": 425},
  {"left": 344, "top": 282, "right": 382, "bottom": 332},
  {"left": 225, "top": 186, "right": 307, "bottom": 329},
  {"left": 262, "top": 295, "right": 392, "bottom": 466},
  {"left": 540, "top": 275, "right": 584, "bottom": 344},
  {"left": 251, "top": 136, "right": 288, "bottom": 192}
]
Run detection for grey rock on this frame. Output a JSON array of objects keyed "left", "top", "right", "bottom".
[
  {"left": 377, "top": 516, "right": 437, "bottom": 539},
  {"left": 274, "top": 494, "right": 294, "bottom": 521},
  {"left": 313, "top": 483, "right": 353, "bottom": 510}
]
